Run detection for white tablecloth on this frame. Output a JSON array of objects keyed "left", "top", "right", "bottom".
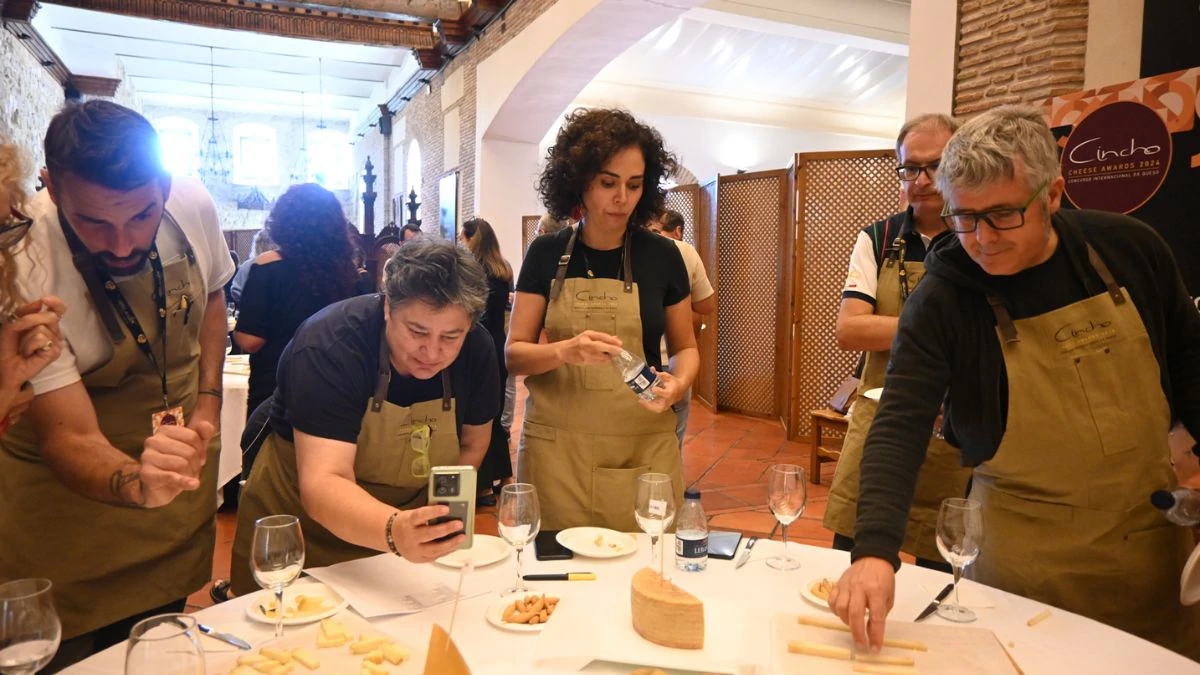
[
  {"left": 217, "top": 369, "right": 248, "bottom": 492},
  {"left": 64, "top": 537, "right": 1198, "bottom": 674}
]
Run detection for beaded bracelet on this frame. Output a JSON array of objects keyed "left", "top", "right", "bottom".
[{"left": 385, "top": 511, "right": 401, "bottom": 556}]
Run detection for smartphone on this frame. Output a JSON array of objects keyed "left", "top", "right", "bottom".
[
  {"left": 428, "top": 465, "right": 476, "bottom": 550},
  {"left": 534, "top": 530, "right": 574, "bottom": 561}
]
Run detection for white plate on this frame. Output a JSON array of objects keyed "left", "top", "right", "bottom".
[
  {"left": 485, "top": 592, "right": 560, "bottom": 633},
  {"left": 800, "top": 577, "right": 833, "bottom": 611},
  {"left": 556, "top": 527, "right": 638, "bottom": 558},
  {"left": 244, "top": 580, "right": 348, "bottom": 626},
  {"left": 434, "top": 534, "right": 511, "bottom": 568},
  {"left": 862, "top": 387, "right": 883, "bottom": 401},
  {"left": 1182, "top": 542, "right": 1200, "bottom": 605}
]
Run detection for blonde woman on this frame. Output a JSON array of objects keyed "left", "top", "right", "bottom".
[{"left": 0, "top": 144, "right": 65, "bottom": 434}]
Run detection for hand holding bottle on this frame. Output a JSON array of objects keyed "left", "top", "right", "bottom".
[
  {"left": 555, "top": 330, "right": 622, "bottom": 366},
  {"left": 636, "top": 368, "right": 686, "bottom": 413}
]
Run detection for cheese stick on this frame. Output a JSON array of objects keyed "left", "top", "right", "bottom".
[
  {"left": 787, "top": 640, "right": 853, "bottom": 660},
  {"left": 1027, "top": 609, "right": 1052, "bottom": 627},
  {"left": 853, "top": 664, "right": 921, "bottom": 675},
  {"left": 796, "top": 615, "right": 929, "bottom": 651},
  {"left": 856, "top": 653, "right": 916, "bottom": 666}
]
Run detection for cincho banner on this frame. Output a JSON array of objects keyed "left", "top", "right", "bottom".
[{"left": 1047, "top": 67, "right": 1200, "bottom": 307}]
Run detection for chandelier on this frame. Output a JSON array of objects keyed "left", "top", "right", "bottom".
[{"left": 198, "top": 46, "right": 232, "bottom": 184}]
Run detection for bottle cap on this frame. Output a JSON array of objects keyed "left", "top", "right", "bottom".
[
  {"left": 1150, "top": 489, "right": 1176, "bottom": 510},
  {"left": 685, "top": 489, "right": 701, "bottom": 499}
]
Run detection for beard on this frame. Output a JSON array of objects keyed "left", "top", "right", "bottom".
[{"left": 98, "top": 249, "right": 152, "bottom": 276}]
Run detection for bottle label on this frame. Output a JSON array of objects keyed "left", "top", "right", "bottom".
[
  {"left": 625, "top": 365, "right": 657, "bottom": 395},
  {"left": 676, "top": 536, "right": 708, "bottom": 558}
]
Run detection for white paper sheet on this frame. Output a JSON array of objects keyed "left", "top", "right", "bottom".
[{"left": 305, "top": 554, "right": 492, "bottom": 618}]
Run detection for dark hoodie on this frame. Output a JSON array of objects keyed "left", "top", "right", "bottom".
[{"left": 852, "top": 208, "right": 1200, "bottom": 568}]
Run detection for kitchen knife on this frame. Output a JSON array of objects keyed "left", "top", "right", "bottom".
[
  {"left": 914, "top": 583, "right": 955, "bottom": 622},
  {"left": 196, "top": 623, "right": 252, "bottom": 650},
  {"left": 734, "top": 536, "right": 759, "bottom": 569}
]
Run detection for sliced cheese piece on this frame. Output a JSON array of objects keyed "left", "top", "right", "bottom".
[
  {"left": 260, "top": 647, "right": 293, "bottom": 664},
  {"left": 630, "top": 567, "right": 704, "bottom": 650},
  {"left": 291, "top": 648, "right": 320, "bottom": 670},
  {"left": 422, "top": 624, "right": 471, "bottom": 675},
  {"left": 382, "top": 642, "right": 409, "bottom": 665},
  {"left": 350, "top": 636, "right": 389, "bottom": 654}
]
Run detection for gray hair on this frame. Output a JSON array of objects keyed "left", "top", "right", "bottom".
[
  {"left": 382, "top": 238, "right": 487, "bottom": 321},
  {"left": 935, "top": 105, "right": 1060, "bottom": 196},
  {"left": 895, "top": 113, "right": 959, "bottom": 155},
  {"left": 251, "top": 228, "right": 276, "bottom": 256},
  {"left": 535, "top": 212, "right": 567, "bottom": 237}
]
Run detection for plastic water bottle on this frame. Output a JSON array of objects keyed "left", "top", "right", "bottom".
[
  {"left": 675, "top": 489, "right": 708, "bottom": 572},
  {"left": 1151, "top": 488, "right": 1200, "bottom": 526},
  {"left": 612, "top": 348, "right": 659, "bottom": 401}
]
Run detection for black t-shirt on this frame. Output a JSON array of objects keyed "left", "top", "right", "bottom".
[
  {"left": 236, "top": 258, "right": 356, "bottom": 409},
  {"left": 516, "top": 226, "right": 690, "bottom": 368},
  {"left": 269, "top": 294, "right": 500, "bottom": 444}
]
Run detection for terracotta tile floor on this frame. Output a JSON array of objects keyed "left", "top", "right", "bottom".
[{"left": 187, "top": 379, "right": 843, "bottom": 612}]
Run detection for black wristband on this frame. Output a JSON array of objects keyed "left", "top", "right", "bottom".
[
  {"left": 198, "top": 388, "right": 223, "bottom": 400},
  {"left": 385, "top": 511, "right": 401, "bottom": 556}
]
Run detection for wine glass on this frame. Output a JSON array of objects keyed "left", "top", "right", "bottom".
[
  {"left": 251, "top": 514, "right": 305, "bottom": 638},
  {"left": 766, "top": 464, "right": 806, "bottom": 571},
  {"left": 124, "top": 614, "right": 203, "bottom": 675},
  {"left": 0, "top": 579, "right": 60, "bottom": 675},
  {"left": 224, "top": 335, "right": 233, "bottom": 357},
  {"left": 935, "top": 497, "right": 983, "bottom": 623},
  {"left": 634, "top": 473, "right": 677, "bottom": 579},
  {"left": 497, "top": 483, "right": 540, "bottom": 595}
]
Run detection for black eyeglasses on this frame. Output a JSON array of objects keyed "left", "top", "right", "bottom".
[
  {"left": 940, "top": 181, "right": 1048, "bottom": 234},
  {"left": 896, "top": 161, "right": 939, "bottom": 182},
  {"left": 0, "top": 209, "right": 32, "bottom": 248}
]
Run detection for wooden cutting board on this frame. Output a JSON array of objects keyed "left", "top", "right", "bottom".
[{"left": 771, "top": 613, "right": 1022, "bottom": 675}]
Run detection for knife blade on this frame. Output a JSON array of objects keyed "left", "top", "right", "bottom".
[
  {"left": 196, "top": 623, "right": 252, "bottom": 650},
  {"left": 914, "top": 583, "right": 955, "bottom": 622},
  {"left": 734, "top": 536, "right": 759, "bottom": 569}
]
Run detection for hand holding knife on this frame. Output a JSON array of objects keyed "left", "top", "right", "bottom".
[
  {"left": 914, "top": 583, "right": 955, "bottom": 622},
  {"left": 735, "top": 536, "right": 758, "bottom": 569}
]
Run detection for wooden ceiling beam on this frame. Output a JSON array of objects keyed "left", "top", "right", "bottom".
[
  {"left": 1, "top": 1, "right": 117, "bottom": 96},
  {"left": 41, "top": 0, "right": 438, "bottom": 49}
]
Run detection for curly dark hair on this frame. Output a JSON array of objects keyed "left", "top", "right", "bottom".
[
  {"left": 264, "top": 183, "right": 357, "bottom": 304},
  {"left": 538, "top": 108, "right": 678, "bottom": 229}
]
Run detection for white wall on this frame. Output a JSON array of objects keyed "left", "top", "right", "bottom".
[
  {"left": 905, "top": 0, "right": 957, "bottom": 117},
  {"left": 476, "top": 139, "right": 542, "bottom": 274}
]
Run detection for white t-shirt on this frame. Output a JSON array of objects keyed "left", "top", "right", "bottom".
[
  {"left": 660, "top": 238, "right": 714, "bottom": 364},
  {"left": 842, "top": 230, "right": 933, "bottom": 304},
  {"left": 16, "top": 177, "right": 235, "bottom": 395}
]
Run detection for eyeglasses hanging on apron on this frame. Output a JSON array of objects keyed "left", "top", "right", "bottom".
[{"left": 58, "top": 210, "right": 188, "bottom": 431}]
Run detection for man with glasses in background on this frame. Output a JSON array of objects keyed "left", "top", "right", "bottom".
[
  {"left": 829, "top": 105, "right": 1200, "bottom": 661},
  {"left": 823, "top": 113, "right": 972, "bottom": 571}
]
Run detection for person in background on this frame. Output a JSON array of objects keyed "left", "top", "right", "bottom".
[
  {"left": 229, "top": 227, "right": 275, "bottom": 306},
  {"left": 507, "top": 108, "right": 697, "bottom": 531},
  {"left": 829, "top": 105, "right": 1200, "bottom": 660},
  {"left": 648, "top": 209, "right": 713, "bottom": 448},
  {"left": 823, "top": 114, "right": 971, "bottom": 571},
  {"left": 401, "top": 223, "right": 422, "bottom": 243},
  {"left": 233, "top": 183, "right": 360, "bottom": 420},
  {"left": 229, "top": 239, "right": 498, "bottom": 595},
  {"left": 0, "top": 101, "right": 231, "bottom": 669},
  {"left": 460, "top": 217, "right": 514, "bottom": 504},
  {"left": 0, "top": 144, "right": 65, "bottom": 434},
  {"left": 533, "top": 212, "right": 569, "bottom": 241}
]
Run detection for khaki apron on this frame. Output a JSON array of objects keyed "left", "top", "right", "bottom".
[
  {"left": 0, "top": 214, "right": 216, "bottom": 639},
  {"left": 824, "top": 237, "right": 972, "bottom": 561},
  {"left": 230, "top": 324, "right": 460, "bottom": 595},
  {"left": 971, "top": 244, "right": 1199, "bottom": 660},
  {"left": 518, "top": 226, "right": 682, "bottom": 532}
]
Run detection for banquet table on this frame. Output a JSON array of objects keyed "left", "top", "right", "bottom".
[
  {"left": 217, "top": 358, "right": 249, "bottom": 496},
  {"left": 64, "top": 536, "right": 1199, "bottom": 674}
]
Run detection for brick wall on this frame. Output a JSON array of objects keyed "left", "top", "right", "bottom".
[
  {"left": 954, "top": 0, "right": 1089, "bottom": 116},
  {"left": 352, "top": 0, "right": 558, "bottom": 239}
]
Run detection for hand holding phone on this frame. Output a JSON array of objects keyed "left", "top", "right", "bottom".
[
  {"left": 534, "top": 530, "right": 574, "bottom": 561},
  {"left": 428, "top": 465, "right": 476, "bottom": 550}
]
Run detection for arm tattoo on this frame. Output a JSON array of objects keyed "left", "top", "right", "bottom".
[{"left": 108, "top": 468, "right": 146, "bottom": 507}]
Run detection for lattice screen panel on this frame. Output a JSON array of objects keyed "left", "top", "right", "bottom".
[
  {"left": 664, "top": 185, "right": 699, "bottom": 249},
  {"left": 793, "top": 152, "right": 898, "bottom": 437},
  {"left": 696, "top": 180, "right": 719, "bottom": 408},
  {"left": 521, "top": 215, "right": 540, "bottom": 257},
  {"left": 716, "top": 174, "right": 785, "bottom": 417}
]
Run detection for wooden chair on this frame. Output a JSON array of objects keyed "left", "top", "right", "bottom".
[{"left": 810, "top": 408, "right": 849, "bottom": 485}]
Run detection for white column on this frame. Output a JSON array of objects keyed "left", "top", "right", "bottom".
[{"left": 905, "top": 0, "right": 958, "bottom": 117}]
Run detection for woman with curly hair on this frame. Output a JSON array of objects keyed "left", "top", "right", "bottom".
[
  {"left": 233, "top": 183, "right": 359, "bottom": 418},
  {"left": 0, "top": 144, "right": 65, "bottom": 435},
  {"left": 507, "top": 108, "right": 697, "bottom": 531}
]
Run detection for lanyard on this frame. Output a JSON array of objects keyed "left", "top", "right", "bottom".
[{"left": 58, "top": 212, "right": 172, "bottom": 409}]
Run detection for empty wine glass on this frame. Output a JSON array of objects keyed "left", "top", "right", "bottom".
[
  {"left": 634, "top": 473, "right": 677, "bottom": 579},
  {"left": 0, "top": 578, "right": 60, "bottom": 675},
  {"left": 124, "top": 614, "right": 203, "bottom": 675},
  {"left": 251, "top": 514, "right": 305, "bottom": 638},
  {"left": 766, "top": 464, "right": 806, "bottom": 571},
  {"left": 498, "top": 483, "right": 540, "bottom": 595},
  {"left": 936, "top": 497, "right": 983, "bottom": 623}
]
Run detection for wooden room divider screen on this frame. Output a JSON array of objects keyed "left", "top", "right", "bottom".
[
  {"left": 664, "top": 183, "right": 713, "bottom": 409},
  {"left": 520, "top": 214, "right": 540, "bottom": 255}
]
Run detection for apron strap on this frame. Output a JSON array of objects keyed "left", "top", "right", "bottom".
[
  {"left": 987, "top": 295, "right": 1021, "bottom": 343},
  {"left": 1085, "top": 243, "right": 1126, "bottom": 306},
  {"left": 72, "top": 252, "right": 127, "bottom": 343},
  {"left": 371, "top": 319, "right": 390, "bottom": 413},
  {"left": 621, "top": 229, "right": 633, "bottom": 294},
  {"left": 441, "top": 370, "right": 452, "bottom": 412},
  {"left": 549, "top": 225, "right": 579, "bottom": 302}
]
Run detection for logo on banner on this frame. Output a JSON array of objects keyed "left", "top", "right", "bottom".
[{"left": 1061, "top": 101, "right": 1172, "bottom": 214}]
